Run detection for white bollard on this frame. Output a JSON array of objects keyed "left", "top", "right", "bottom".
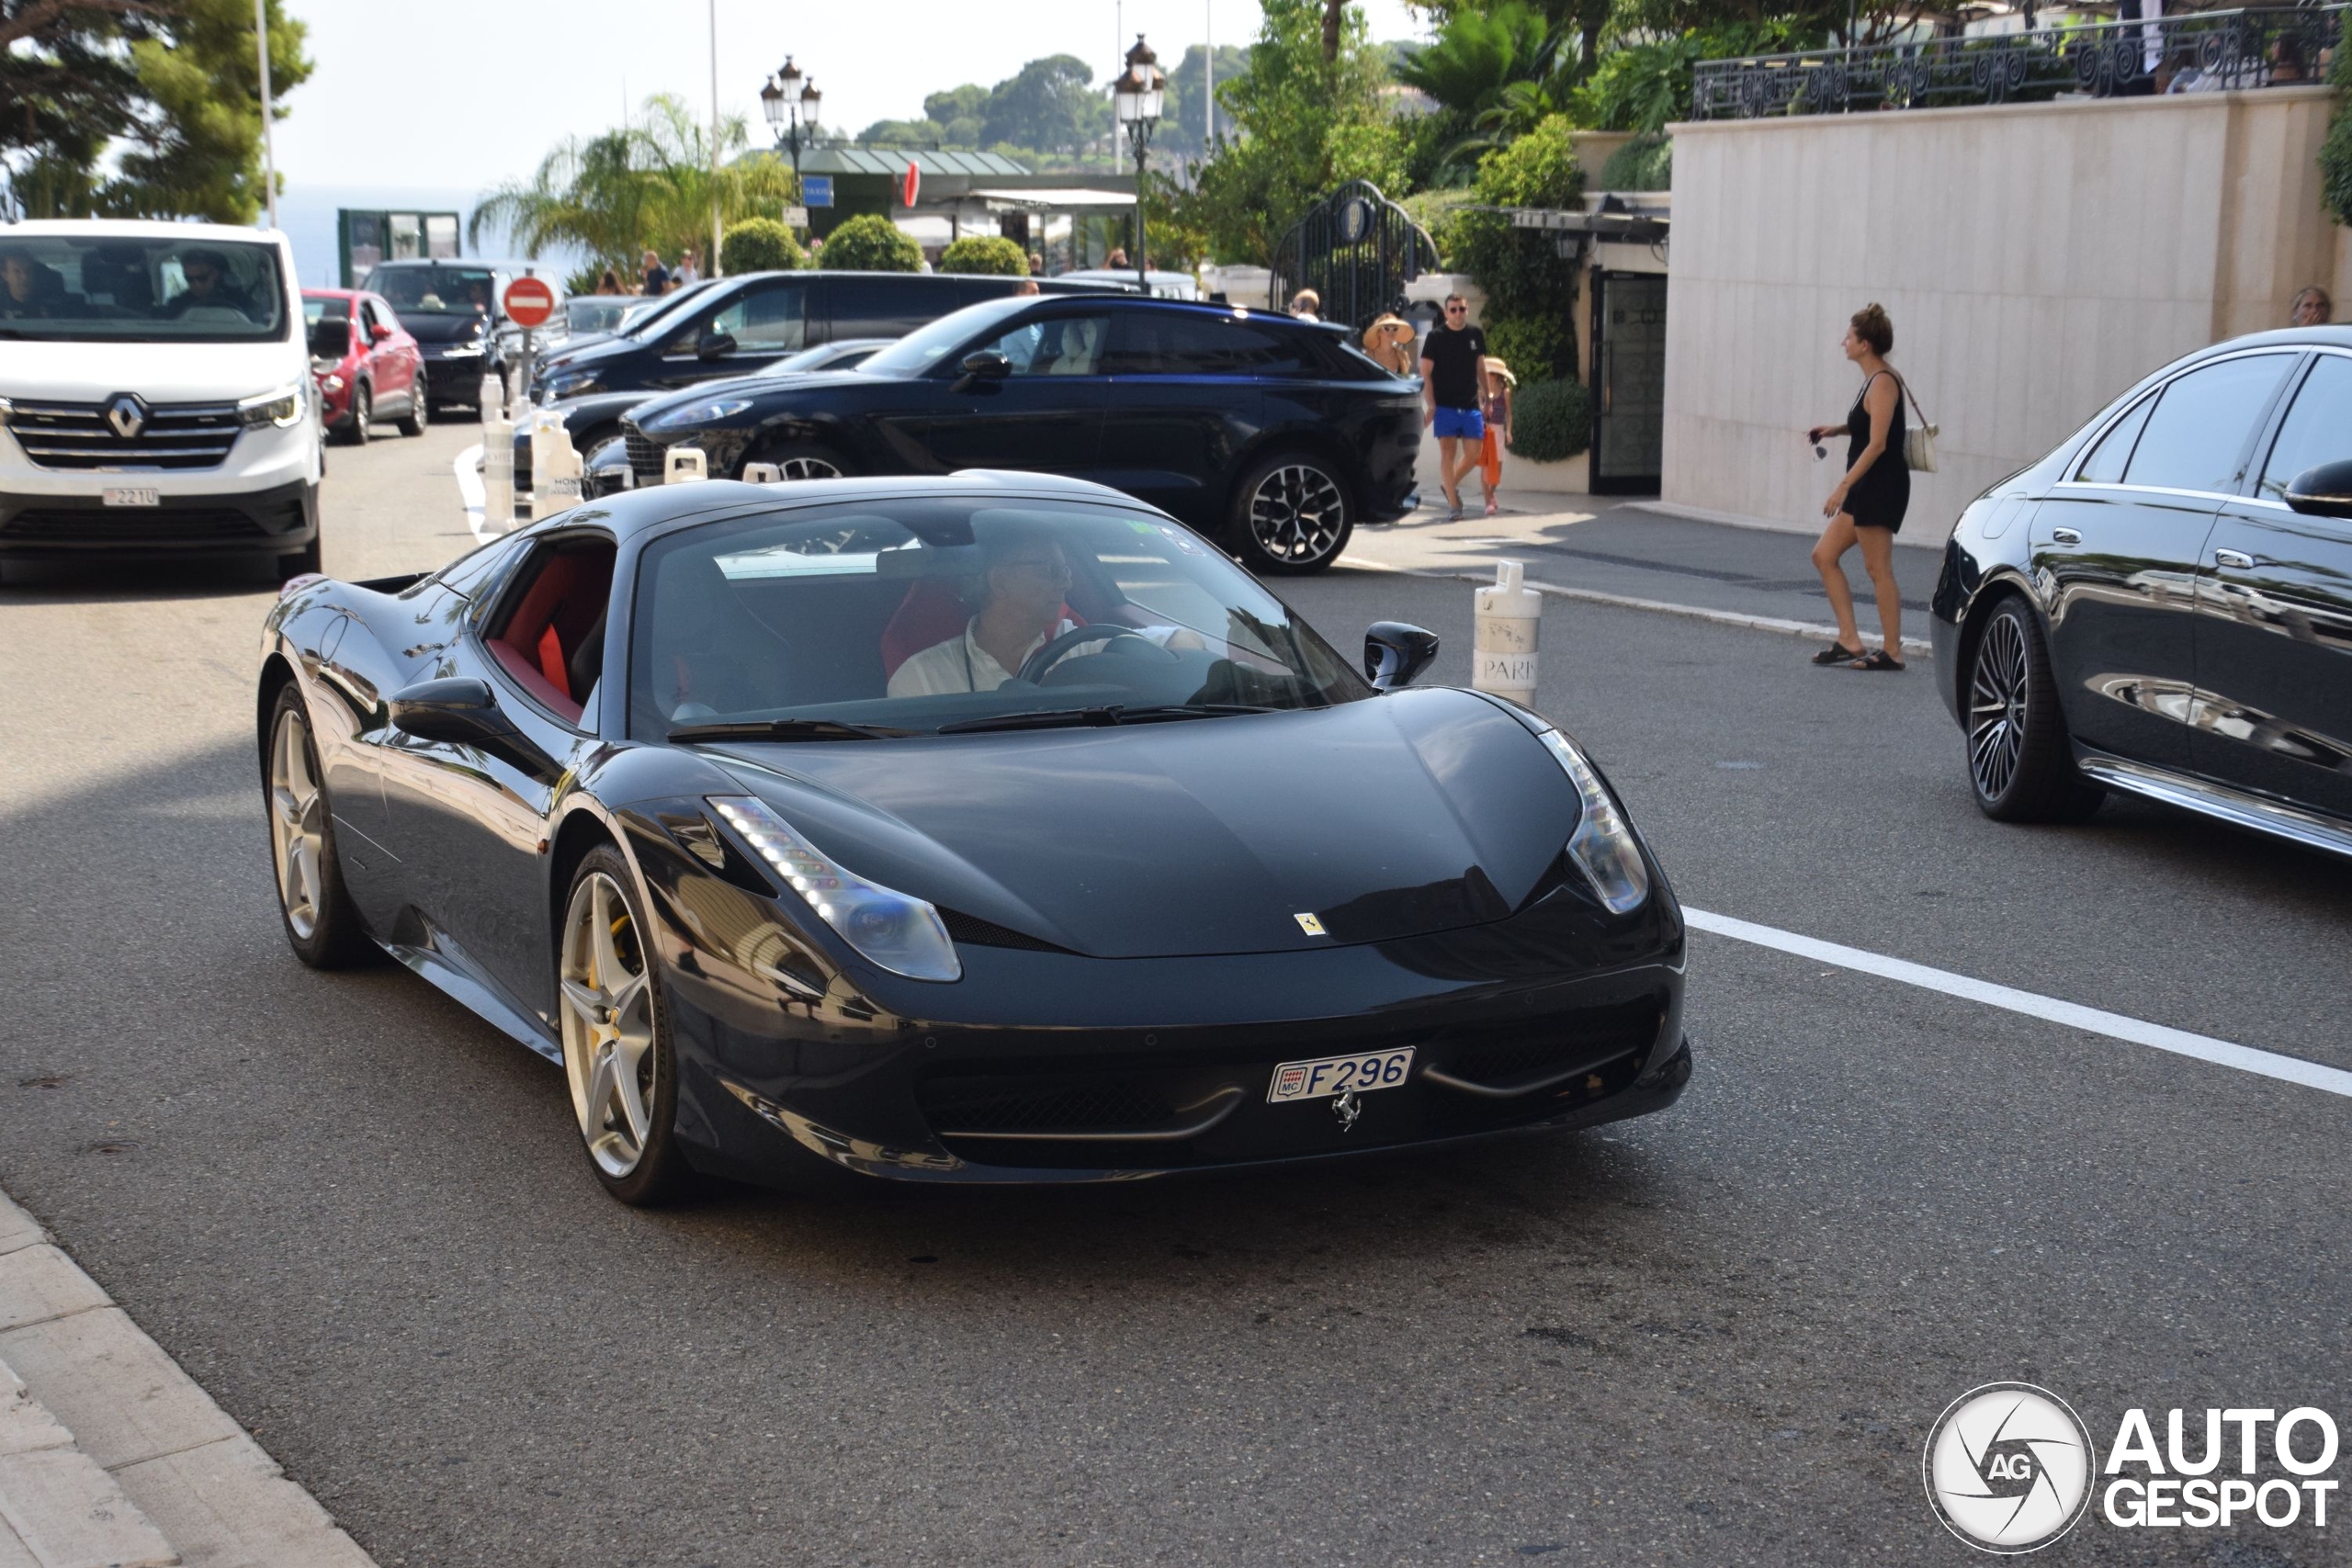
[
  {"left": 664, "top": 446, "right": 709, "bottom": 484},
  {"left": 529, "top": 409, "right": 581, "bottom": 517},
  {"left": 481, "top": 412, "right": 514, "bottom": 532},
  {"left": 1473, "top": 558, "right": 1542, "bottom": 703},
  {"left": 741, "top": 462, "right": 781, "bottom": 485},
  {"left": 505, "top": 363, "right": 529, "bottom": 424}
]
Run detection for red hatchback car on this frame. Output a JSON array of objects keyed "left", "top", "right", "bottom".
[{"left": 302, "top": 288, "right": 426, "bottom": 444}]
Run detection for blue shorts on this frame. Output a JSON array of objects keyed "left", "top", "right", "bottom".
[{"left": 1432, "top": 405, "right": 1484, "bottom": 441}]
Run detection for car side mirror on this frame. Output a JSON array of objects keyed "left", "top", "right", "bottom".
[
  {"left": 954, "top": 350, "right": 1012, "bottom": 390},
  {"left": 1364, "top": 622, "right": 1440, "bottom": 690},
  {"left": 389, "top": 677, "right": 515, "bottom": 746},
  {"left": 2285, "top": 460, "right": 2352, "bottom": 521},
  {"left": 310, "top": 321, "right": 347, "bottom": 360},
  {"left": 368, "top": 321, "right": 393, "bottom": 344},
  {"left": 697, "top": 329, "right": 739, "bottom": 361}
]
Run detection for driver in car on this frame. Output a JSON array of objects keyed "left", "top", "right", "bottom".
[{"left": 164, "top": 248, "right": 253, "bottom": 318}]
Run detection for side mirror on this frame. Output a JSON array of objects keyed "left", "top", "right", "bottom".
[
  {"left": 954, "top": 350, "right": 1012, "bottom": 390},
  {"left": 2285, "top": 459, "right": 2352, "bottom": 521},
  {"left": 368, "top": 321, "right": 394, "bottom": 344},
  {"left": 310, "top": 321, "right": 347, "bottom": 360},
  {"left": 389, "top": 677, "right": 514, "bottom": 747},
  {"left": 697, "top": 329, "right": 739, "bottom": 361},
  {"left": 1364, "top": 622, "right": 1440, "bottom": 690}
]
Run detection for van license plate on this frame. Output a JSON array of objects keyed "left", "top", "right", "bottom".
[
  {"left": 102, "top": 488, "right": 160, "bottom": 507},
  {"left": 1268, "top": 1047, "right": 1414, "bottom": 1103}
]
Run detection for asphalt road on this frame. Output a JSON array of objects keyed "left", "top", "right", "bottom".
[{"left": 3, "top": 425, "right": 2349, "bottom": 1567}]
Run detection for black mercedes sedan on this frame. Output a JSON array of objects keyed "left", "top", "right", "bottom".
[
  {"left": 257, "top": 473, "right": 1690, "bottom": 1203},
  {"left": 1932, "top": 327, "right": 2352, "bottom": 858},
  {"left": 610, "top": 296, "right": 1424, "bottom": 574}
]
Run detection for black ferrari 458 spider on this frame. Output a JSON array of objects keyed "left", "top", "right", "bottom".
[{"left": 257, "top": 472, "right": 1690, "bottom": 1202}]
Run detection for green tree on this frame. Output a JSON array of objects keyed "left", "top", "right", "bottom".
[
  {"left": 822, "top": 213, "right": 922, "bottom": 272},
  {"left": 982, "top": 54, "right": 1103, "bottom": 154},
  {"left": 856, "top": 118, "right": 946, "bottom": 145},
  {"left": 1164, "top": 43, "right": 1250, "bottom": 156},
  {"left": 1453, "top": 114, "right": 1584, "bottom": 378},
  {"left": 2323, "top": 7, "right": 2352, "bottom": 227},
  {"left": 939, "top": 234, "right": 1028, "bottom": 275},
  {"left": 924, "top": 83, "right": 991, "bottom": 146},
  {"left": 2, "top": 0, "right": 311, "bottom": 221},
  {"left": 720, "top": 218, "right": 808, "bottom": 274},
  {"left": 1181, "top": 0, "right": 1407, "bottom": 265},
  {"left": 472, "top": 94, "right": 797, "bottom": 277}
]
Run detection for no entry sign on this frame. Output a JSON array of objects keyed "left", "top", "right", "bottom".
[{"left": 503, "top": 276, "right": 556, "bottom": 329}]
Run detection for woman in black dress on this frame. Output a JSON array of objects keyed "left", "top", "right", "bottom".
[{"left": 1805, "top": 303, "right": 1909, "bottom": 671}]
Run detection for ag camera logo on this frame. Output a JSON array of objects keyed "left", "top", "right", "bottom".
[{"left": 1924, "top": 1382, "right": 2096, "bottom": 1552}]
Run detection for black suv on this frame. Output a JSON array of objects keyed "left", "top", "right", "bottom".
[
  {"left": 528, "top": 269, "right": 1124, "bottom": 403},
  {"left": 609, "top": 295, "right": 1423, "bottom": 574}
]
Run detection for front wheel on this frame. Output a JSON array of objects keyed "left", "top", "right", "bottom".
[
  {"left": 1966, "top": 595, "right": 2105, "bottom": 822},
  {"left": 396, "top": 376, "right": 427, "bottom": 436},
  {"left": 265, "top": 683, "right": 370, "bottom": 967},
  {"left": 558, "top": 846, "right": 693, "bottom": 1205},
  {"left": 741, "top": 438, "right": 853, "bottom": 482},
  {"left": 1230, "top": 453, "right": 1352, "bottom": 575},
  {"left": 343, "top": 384, "right": 372, "bottom": 446}
]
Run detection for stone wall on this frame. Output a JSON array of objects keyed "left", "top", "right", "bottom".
[{"left": 1662, "top": 85, "right": 2343, "bottom": 537}]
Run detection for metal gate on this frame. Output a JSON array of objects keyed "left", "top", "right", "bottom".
[
  {"left": 1590, "top": 272, "right": 1667, "bottom": 494},
  {"left": 1270, "top": 181, "right": 1442, "bottom": 331}
]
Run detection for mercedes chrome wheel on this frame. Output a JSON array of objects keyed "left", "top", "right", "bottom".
[
  {"left": 1967, "top": 609, "right": 2028, "bottom": 804},
  {"left": 558, "top": 847, "right": 689, "bottom": 1203},
  {"left": 747, "top": 441, "right": 851, "bottom": 482},
  {"left": 1232, "top": 454, "right": 1351, "bottom": 575},
  {"left": 1965, "top": 595, "right": 2104, "bottom": 823},
  {"left": 265, "top": 684, "right": 368, "bottom": 966}
]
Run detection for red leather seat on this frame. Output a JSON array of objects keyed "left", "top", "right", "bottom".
[
  {"left": 879, "top": 580, "right": 1081, "bottom": 681},
  {"left": 490, "top": 551, "right": 608, "bottom": 722}
]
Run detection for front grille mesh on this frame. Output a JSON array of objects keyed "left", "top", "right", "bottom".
[
  {"left": 919, "top": 1076, "right": 1175, "bottom": 1134},
  {"left": 4, "top": 400, "right": 241, "bottom": 471},
  {"left": 624, "top": 434, "right": 664, "bottom": 487}
]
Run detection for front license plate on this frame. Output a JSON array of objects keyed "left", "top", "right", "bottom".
[
  {"left": 1268, "top": 1047, "right": 1415, "bottom": 1104},
  {"left": 102, "top": 488, "right": 159, "bottom": 507}
]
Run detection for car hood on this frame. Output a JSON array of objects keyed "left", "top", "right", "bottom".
[
  {"left": 546, "top": 389, "right": 655, "bottom": 426},
  {"left": 0, "top": 338, "right": 303, "bottom": 402},
  {"left": 704, "top": 686, "right": 1579, "bottom": 960},
  {"left": 401, "top": 312, "right": 489, "bottom": 346},
  {"left": 630, "top": 370, "right": 868, "bottom": 432}
]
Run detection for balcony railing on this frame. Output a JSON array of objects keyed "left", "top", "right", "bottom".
[{"left": 1692, "top": 4, "right": 2345, "bottom": 118}]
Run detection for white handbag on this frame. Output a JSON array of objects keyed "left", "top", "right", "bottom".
[{"left": 1900, "top": 377, "right": 1939, "bottom": 472}]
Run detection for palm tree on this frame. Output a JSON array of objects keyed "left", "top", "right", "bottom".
[{"left": 471, "top": 94, "right": 797, "bottom": 275}]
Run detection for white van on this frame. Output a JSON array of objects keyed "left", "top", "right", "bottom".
[{"left": 0, "top": 220, "right": 324, "bottom": 575}]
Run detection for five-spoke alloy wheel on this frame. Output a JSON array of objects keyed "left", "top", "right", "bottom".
[
  {"left": 558, "top": 846, "right": 689, "bottom": 1203},
  {"left": 265, "top": 684, "right": 368, "bottom": 966},
  {"left": 1231, "top": 453, "right": 1351, "bottom": 575}
]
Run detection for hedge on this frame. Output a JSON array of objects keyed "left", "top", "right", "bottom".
[
  {"left": 939, "top": 235, "right": 1029, "bottom": 276},
  {"left": 820, "top": 214, "right": 923, "bottom": 273},
  {"left": 1507, "top": 378, "right": 1592, "bottom": 464},
  {"left": 2323, "top": 8, "right": 2352, "bottom": 227},
  {"left": 719, "top": 219, "right": 807, "bottom": 275},
  {"left": 1482, "top": 313, "right": 1573, "bottom": 386}
]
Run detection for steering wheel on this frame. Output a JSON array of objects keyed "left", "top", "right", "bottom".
[{"left": 1016, "top": 625, "right": 1168, "bottom": 685}]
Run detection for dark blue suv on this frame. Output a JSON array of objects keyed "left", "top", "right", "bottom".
[{"left": 608, "top": 295, "right": 1424, "bottom": 574}]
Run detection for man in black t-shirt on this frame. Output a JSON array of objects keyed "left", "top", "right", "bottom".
[{"left": 1419, "top": 294, "right": 1487, "bottom": 518}]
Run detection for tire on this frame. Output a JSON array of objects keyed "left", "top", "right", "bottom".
[
  {"left": 1229, "top": 451, "right": 1353, "bottom": 575},
  {"left": 265, "top": 683, "right": 372, "bottom": 968},
  {"left": 344, "top": 384, "right": 371, "bottom": 446},
  {"left": 396, "top": 376, "right": 427, "bottom": 436},
  {"left": 741, "top": 438, "right": 853, "bottom": 481},
  {"left": 1965, "top": 595, "right": 2107, "bottom": 823},
  {"left": 557, "top": 845, "right": 693, "bottom": 1205}
]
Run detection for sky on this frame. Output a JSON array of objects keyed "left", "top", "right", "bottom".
[{"left": 274, "top": 0, "right": 1430, "bottom": 197}]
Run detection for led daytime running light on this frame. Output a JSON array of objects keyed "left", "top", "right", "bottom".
[
  {"left": 1537, "top": 729, "right": 1650, "bottom": 915},
  {"left": 709, "top": 796, "right": 961, "bottom": 982}
]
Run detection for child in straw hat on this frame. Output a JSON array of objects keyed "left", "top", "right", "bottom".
[{"left": 1476, "top": 356, "right": 1516, "bottom": 517}]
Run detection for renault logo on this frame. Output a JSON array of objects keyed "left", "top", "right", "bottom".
[{"left": 106, "top": 395, "right": 146, "bottom": 440}]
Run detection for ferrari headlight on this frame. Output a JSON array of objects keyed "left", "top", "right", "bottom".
[
  {"left": 1535, "top": 729, "right": 1649, "bottom": 914},
  {"left": 709, "top": 796, "right": 961, "bottom": 982},
  {"left": 649, "top": 398, "right": 752, "bottom": 431},
  {"left": 237, "top": 381, "right": 305, "bottom": 428}
]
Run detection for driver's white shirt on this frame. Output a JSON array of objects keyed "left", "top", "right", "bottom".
[{"left": 888, "top": 615, "right": 1078, "bottom": 698}]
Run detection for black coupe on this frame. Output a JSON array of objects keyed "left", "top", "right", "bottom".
[
  {"left": 1933, "top": 327, "right": 2352, "bottom": 858},
  {"left": 605, "top": 295, "right": 1425, "bottom": 575},
  {"left": 258, "top": 473, "right": 1690, "bottom": 1203}
]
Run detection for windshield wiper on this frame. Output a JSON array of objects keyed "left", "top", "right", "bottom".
[
  {"left": 935, "top": 703, "right": 1274, "bottom": 735},
  {"left": 669, "top": 717, "right": 918, "bottom": 742}
]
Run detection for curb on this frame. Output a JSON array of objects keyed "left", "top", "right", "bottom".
[
  {"left": 1336, "top": 554, "right": 1938, "bottom": 659},
  {"left": 0, "top": 1190, "right": 376, "bottom": 1568}
]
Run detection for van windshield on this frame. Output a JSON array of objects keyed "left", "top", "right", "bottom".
[
  {"left": 364, "top": 265, "right": 498, "bottom": 319},
  {"left": 0, "top": 236, "right": 288, "bottom": 344}
]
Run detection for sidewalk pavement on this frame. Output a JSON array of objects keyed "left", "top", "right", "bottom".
[
  {"left": 1351, "top": 491, "right": 1944, "bottom": 657},
  {"left": 0, "top": 1190, "right": 373, "bottom": 1568}
]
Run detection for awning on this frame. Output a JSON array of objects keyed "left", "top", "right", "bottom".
[{"left": 967, "top": 187, "right": 1139, "bottom": 214}]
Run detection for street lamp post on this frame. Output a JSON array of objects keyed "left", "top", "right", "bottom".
[
  {"left": 1111, "top": 34, "right": 1165, "bottom": 293},
  {"left": 759, "top": 56, "right": 823, "bottom": 217}
]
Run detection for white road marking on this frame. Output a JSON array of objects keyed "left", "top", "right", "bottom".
[
  {"left": 453, "top": 442, "right": 487, "bottom": 543},
  {"left": 1685, "top": 906, "right": 2352, "bottom": 1099}
]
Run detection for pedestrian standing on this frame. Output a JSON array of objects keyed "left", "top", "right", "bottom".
[
  {"left": 1106, "top": 247, "right": 1129, "bottom": 270},
  {"left": 1476, "top": 356, "right": 1516, "bottom": 517},
  {"left": 1806, "top": 303, "right": 1911, "bottom": 671},
  {"left": 1027, "top": 252, "right": 1046, "bottom": 276},
  {"left": 676, "top": 249, "right": 701, "bottom": 286},
  {"left": 2291, "top": 286, "right": 2333, "bottom": 326},
  {"left": 596, "top": 267, "right": 623, "bottom": 296},
  {"left": 1288, "top": 288, "right": 1320, "bottom": 321},
  {"left": 1360, "top": 313, "right": 1416, "bottom": 377},
  {"left": 1419, "top": 294, "right": 1487, "bottom": 521},
  {"left": 639, "top": 248, "right": 670, "bottom": 296}
]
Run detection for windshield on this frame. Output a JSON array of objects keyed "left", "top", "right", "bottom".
[
  {"left": 0, "top": 235, "right": 288, "bottom": 343},
  {"left": 629, "top": 497, "right": 1367, "bottom": 740},
  {"left": 617, "top": 279, "right": 716, "bottom": 340},
  {"left": 762, "top": 341, "right": 881, "bottom": 376},
  {"left": 857, "top": 299, "right": 1028, "bottom": 378},
  {"left": 567, "top": 297, "right": 633, "bottom": 333},
  {"left": 364, "top": 264, "right": 497, "bottom": 317}
]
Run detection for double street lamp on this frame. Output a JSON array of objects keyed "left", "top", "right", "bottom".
[
  {"left": 1111, "top": 34, "right": 1165, "bottom": 291},
  {"left": 759, "top": 56, "right": 823, "bottom": 202}
]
